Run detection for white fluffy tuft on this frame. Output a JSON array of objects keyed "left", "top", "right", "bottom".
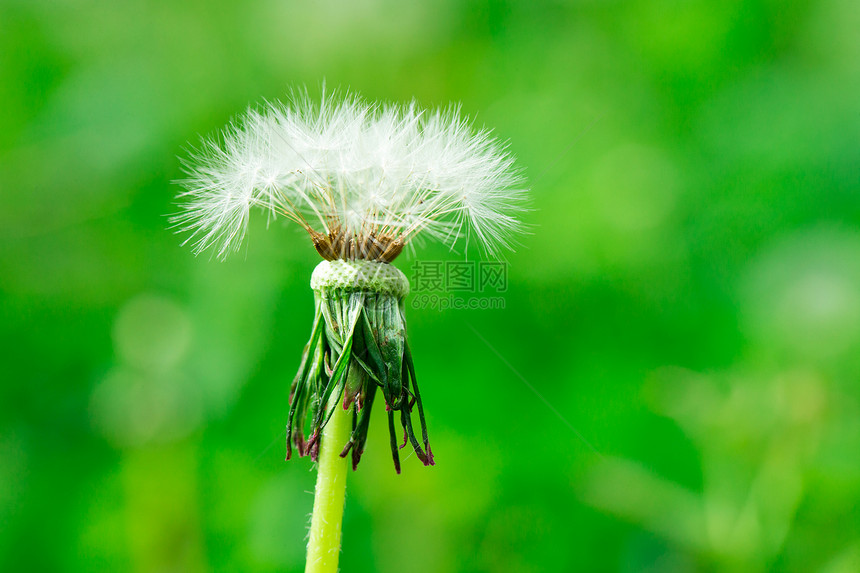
[{"left": 174, "top": 90, "right": 527, "bottom": 260}]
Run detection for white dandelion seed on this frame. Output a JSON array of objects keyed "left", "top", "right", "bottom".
[{"left": 173, "top": 89, "right": 528, "bottom": 261}]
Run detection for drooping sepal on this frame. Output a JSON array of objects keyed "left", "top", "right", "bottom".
[{"left": 286, "top": 260, "right": 434, "bottom": 472}]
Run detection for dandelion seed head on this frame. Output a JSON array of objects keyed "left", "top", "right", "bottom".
[{"left": 173, "top": 89, "right": 528, "bottom": 261}]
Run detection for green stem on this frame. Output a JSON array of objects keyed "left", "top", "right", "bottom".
[{"left": 305, "top": 395, "right": 352, "bottom": 573}]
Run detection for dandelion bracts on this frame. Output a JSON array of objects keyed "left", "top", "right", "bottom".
[{"left": 286, "top": 259, "right": 432, "bottom": 473}]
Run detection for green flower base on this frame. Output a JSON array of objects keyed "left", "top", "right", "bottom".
[{"left": 287, "top": 259, "right": 433, "bottom": 472}]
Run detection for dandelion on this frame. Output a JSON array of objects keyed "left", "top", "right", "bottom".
[{"left": 174, "top": 88, "right": 527, "bottom": 573}]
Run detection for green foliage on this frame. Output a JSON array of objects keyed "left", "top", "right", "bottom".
[{"left": 2, "top": 1, "right": 859, "bottom": 571}]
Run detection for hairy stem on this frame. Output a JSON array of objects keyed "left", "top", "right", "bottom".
[{"left": 305, "top": 394, "right": 352, "bottom": 573}]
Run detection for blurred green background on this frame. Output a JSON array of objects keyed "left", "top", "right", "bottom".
[{"left": 2, "top": 0, "right": 860, "bottom": 571}]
